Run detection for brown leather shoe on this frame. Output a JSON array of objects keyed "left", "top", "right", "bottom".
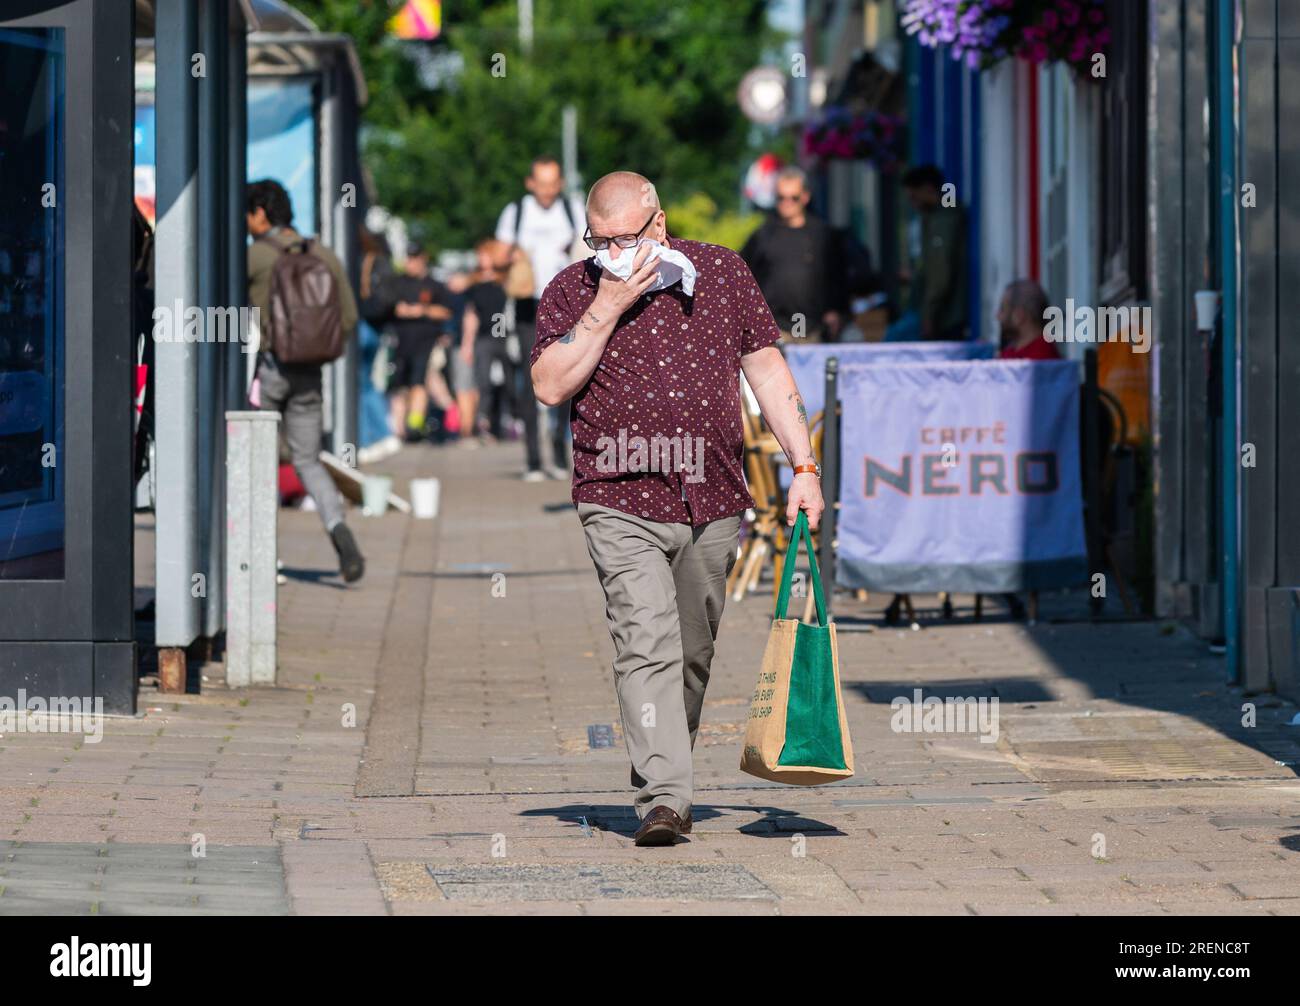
[{"left": 634, "top": 806, "right": 686, "bottom": 846}]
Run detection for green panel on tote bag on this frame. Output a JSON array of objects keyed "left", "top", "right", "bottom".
[
  {"left": 773, "top": 512, "right": 845, "bottom": 770},
  {"left": 777, "top": 621, "right": 846, "bottom": 769}
]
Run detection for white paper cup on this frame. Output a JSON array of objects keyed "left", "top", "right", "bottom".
[
  {"left": 361, "top": 475, "right": 393, "bottom": 516},
  {"left": 410, "top": 477, "right": 440, "bottom": 520}
]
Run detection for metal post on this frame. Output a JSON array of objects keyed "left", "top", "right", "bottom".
[
  {"left": 1083, "top": 349, "right": 1103, "bottom": 612},
  {"left": 320, "top": 65, "right": 356, "bottom": 455},
  {"left": 227, "top": 13, "right": 248, "bottom": 413},
  {"left": 519, "top": 0, "right": 534, "bottom": 55},
  {"left": 330, "top": 68, "right": 357, "bottom": 455},
  {"left": 199, "top": 0, "right": 229, "bottom": 640},
  {"left": 819, "top": 357, "right": 840, "bottom": 622},
  {"left": 226, "top": 411, "right": 280, "bottom": 686},
  {"left": 154, "top": 0, "right": 202, "bottom": 684},
  {"left": 562, "top": 103, "right": 580, "bottom": 193},
  {"left": 1217, "top": 0, "right": 1240, "bottom": 682}
]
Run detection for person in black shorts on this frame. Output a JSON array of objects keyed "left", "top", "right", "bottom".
[
  {"left": 387, "top": 242, "right": 452, "bottom": 440},
  {"left": 455, "top": 238, "right": 512, "bottom": 444}
]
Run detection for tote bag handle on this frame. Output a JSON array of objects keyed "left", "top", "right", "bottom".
[{"left": 774, "top": 510, "right": 827, "bottom": 626}]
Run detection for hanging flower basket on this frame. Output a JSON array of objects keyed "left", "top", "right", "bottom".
[
  {"left": 802, "top": 108, "right": 905, "bottom": 171},
  {"left": 902, "top": 0, "right": 1111, "bottom": 75}
]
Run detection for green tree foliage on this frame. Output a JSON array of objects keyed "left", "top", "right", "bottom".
[
  {"left": 664, "top": 193, "right": 763, "bottom": 251},
  {"left": 290, "top": 0, "right": 781, "bottom": 249}
]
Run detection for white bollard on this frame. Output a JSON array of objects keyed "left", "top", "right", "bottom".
[{"left": 226, "top": 410, "right": 281, "bottom": 687}]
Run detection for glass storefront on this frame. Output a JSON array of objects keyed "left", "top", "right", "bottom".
[{"left": 0, "top": 27, "right": 65, "bottom": 580}]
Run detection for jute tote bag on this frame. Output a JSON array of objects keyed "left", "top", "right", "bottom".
[{"left": 740, "top": 511, "right": 855, "bottom": 785}]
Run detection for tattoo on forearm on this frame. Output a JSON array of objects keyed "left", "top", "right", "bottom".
[
  {"left": 788, "top": 393, "right": 808, "bottom": 424},
  {"left": 558, "top": 327, "right": 577, "bottom": 344},
  {"left": 578, "top": 309, "right": 602, "bottom": 334}
]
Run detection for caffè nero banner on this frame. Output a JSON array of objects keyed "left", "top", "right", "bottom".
[{"left": 836, "top": 359, "right": 1088, "bottom": 594}]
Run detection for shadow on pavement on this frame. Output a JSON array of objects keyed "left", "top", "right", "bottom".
[
  {"left": 279, "top": 566, "right": 349, "bottom": 589},
  {"left": 520, "top": 803, "right": 845, "bottom": 839},
  {"left": 824, "top": 585, "right": 1300, "bottom": 783}
]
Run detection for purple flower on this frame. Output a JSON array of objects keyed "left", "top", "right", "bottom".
[{"left": 903, "top": 0, "right": 1109, "bottom": 74}]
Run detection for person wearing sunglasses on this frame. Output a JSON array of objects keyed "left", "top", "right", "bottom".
[
  {"left": 529, "top": 171, "right": 823, "bottom": 846},
  {"left": 740, "top": 166, "right": 846, "bottom": 343}
]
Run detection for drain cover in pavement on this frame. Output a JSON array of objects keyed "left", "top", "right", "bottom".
[{"left": 427, "top": 863, "right": 774, "bottom": 902}]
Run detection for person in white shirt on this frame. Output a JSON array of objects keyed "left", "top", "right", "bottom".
[{"left": 495, "top": 156, "right": 586, "bottom": 481}]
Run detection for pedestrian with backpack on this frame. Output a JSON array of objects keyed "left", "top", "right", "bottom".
[
  {"left": 494, "top": 156, "right": 586, "bottom": 481},
  {"left": 246, "top": 179, "right": 365, "bottom": 583}
]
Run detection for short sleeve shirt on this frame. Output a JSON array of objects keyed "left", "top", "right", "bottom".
[
  {"left": 531, "top": 238, "right": 780, "bottom": 526},
  {"left": 465, "top": 281, "right": 507, "bottom": 341},
  {"left": 388, "top": 274, "right": 451, "bottom": 348}
]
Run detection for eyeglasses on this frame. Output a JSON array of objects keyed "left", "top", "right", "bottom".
[{"left": 583, "top": 211, "right": 658, "bottom": 251}]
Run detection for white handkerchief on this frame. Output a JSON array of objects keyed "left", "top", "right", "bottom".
[{"left": 594, "top": 239, "right": 697, "bottom": 297}]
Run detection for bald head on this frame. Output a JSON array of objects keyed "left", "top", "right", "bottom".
[
  {"left": 998, "top": 278, "right": 1051, "bottom": 346},
  {"left": 584, "top": 171, "right": 668, "bottom": 259},
  {"left": 587, "top": 172, "right": 660, "bottom": 224},
  {"left": 1003, "top": 279, "right": 1048, "bottom": 322}
]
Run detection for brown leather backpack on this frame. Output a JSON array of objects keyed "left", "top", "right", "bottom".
[{"left": 261, "top": 235, "right": 346, "bottom": 364}]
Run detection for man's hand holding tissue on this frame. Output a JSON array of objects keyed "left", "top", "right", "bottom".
[{"left": 594, "top": 242, "right": 661, "bottom": 317}]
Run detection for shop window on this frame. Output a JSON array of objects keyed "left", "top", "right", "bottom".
[
  {"left": 0, "top": 27, "right": 65, "bottom": 580},
  {"left": 1098, "top": 0, "right": 1147, "bottom": 302}
]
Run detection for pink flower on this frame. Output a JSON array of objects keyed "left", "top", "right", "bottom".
[{"left": 1041, "top": 10, "right": 1059, "bottom": 31}]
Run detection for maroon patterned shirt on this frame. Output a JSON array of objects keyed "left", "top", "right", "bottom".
[{"left": 531, "top": 238, "right": 780, "bottom": 526}]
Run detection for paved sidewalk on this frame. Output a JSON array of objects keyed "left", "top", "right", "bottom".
[{"left": 3, "top": 442, "right": 1300, "bottom": 915}]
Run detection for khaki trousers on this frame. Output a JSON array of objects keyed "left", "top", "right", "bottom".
[{"left": 578, "top": 503, "right": 740, "bottom": 820}]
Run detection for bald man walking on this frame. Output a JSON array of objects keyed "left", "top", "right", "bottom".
[{"left": 532, "top": 172, "right": 824, "bottom": 845}]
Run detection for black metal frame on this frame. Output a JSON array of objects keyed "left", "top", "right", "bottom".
[
  {"left": 0, "top": 0, "right": 135, "bottom": 712},
  {"left": 818, "top": 357, "right": 840, "bottom": 622}
]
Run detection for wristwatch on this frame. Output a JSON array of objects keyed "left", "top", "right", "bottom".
[{"left": 792, "top": 463, "right": 822, "bottom": 479}]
